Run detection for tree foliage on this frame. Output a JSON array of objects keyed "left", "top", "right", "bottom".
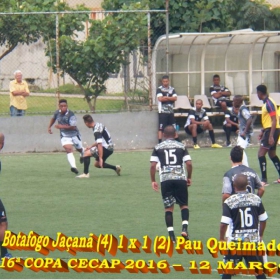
[
  {"left": 46, "top": 2, "right": 147, "bottom": 112},
  {"left": 0, "top": 0, "right": 88, "bottom": 60}
]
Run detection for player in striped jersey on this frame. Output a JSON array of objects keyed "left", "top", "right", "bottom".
[
  {"left": 150, "top": 126, "right": 192, "bottom": 241},
  {"left": 256, "top": 85, "right": 280, "bottom": 185},
  {"left": 76, "top": 115, "right": 121, "bottom": 178}
]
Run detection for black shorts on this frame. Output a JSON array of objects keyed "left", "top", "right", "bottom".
[
  {"left": 223, "top": 124, "right": 238, "bottom": 132},
  {"left": 95, "top": 147, "right": 113, "bottom": 162},
  {"left": 0, "top": 199, "right": 7, "bottom": 223},
  {"left": 260, "top": 128, "right": 280, "bottom": 150},
  {"left": 215, "top": 99, "right": 233, "bottom": 107},
  {"left": 158, "top": 113, "right": 176, "bottom": 131},
  {"left": 185, "top": 125, "right": 204, "bottom": 135},
  {"left": 161, "top": 180, "right": 188, "bottom": 208}
]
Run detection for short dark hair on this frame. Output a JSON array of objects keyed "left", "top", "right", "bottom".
[
  {"left": 162, "top": 75, "right": 169, "bottom": 80},
  {"left": 230, "top": 146, "right": 243, "bottom": 163},
  {"left": 233, "top": 95, "right": 243, "bottom": 107},
  {"left": 163, "top": 125, "right": 176, "bottom": 138},
  {"left": 213, "top": 74, "right": 220, "bottom": 79},
  {"left": 59, "top": 99, "right": 67, "bottom": 104},
  {"left": 256, "top": 85, "right": 267, "bottom": 95},
  {"left": 83, "top": 114, "right": 94, "bottom": 123}
]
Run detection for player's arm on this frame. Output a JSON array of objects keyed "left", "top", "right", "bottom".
[
  {"left": 220, "top": 202, "right": 231, "bottom": 241},
  {"left": 222, "top": 193, "right": 230, "bottom": 203},
  {"left": 150, "top": 151, "right": 159, "bottom": 192},
  {"left": 256, "top": 174, "right": 265, "bottom": 197},
  {"left": 222, "top": 176, "right": 232, "bottom": 204},
  {"left": 220, "top": 223, "right": 228, "bottom": 241},
  {"left": 211, "top": 91, "right": 223, "bottom": 99},
  {"left": 183, "top": 149, "right": 192, "bottom": 186},
  {"left": 258, "top": 202, "right": 268, "bottom": 241},
  {"left": 55, "top": 115, "right": 77, "bottom": 130},
  {"left": 221, "top": 89, "right": 231, "bottom": 97},
  {"left": 48, "top": 117, "right": 56, "bottom": 134}
]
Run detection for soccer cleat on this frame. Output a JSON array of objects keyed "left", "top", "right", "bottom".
[
  {"left": 273, "top": 178, "right": 280, "bottom": 184},
  {"left": 70, "top": 167, "right": 79, "bottom": 174},
  {"left": 226, "top": 142, "right": 232, "bottom": 147},
  {"left": 76, "top": 173, "right": 90, "bottom": 178},
  {"left": 193, "top": 144, "right": 200, "bottom": 149},
  {"left": 211, "top": 143, "right": 222, "bottom": 148},
  {"left": 261, "top": 181, "right": 269, "bottom": 187},
  {"left": 115, "top": 165, "right": 121, "bottom": 176},
  {"left": 4, "top": 253, "right": 12, "bottom": 259},
  {"left": 181, "top": 230, "right": 189, "bottom": 241}
]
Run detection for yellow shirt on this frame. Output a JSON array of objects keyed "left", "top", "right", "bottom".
[
  {"left": 261, "top": 97, "right": 280, "bottom": 129},
  {"left": 9, "top": 80, "right": 30, "bottom": 110}
]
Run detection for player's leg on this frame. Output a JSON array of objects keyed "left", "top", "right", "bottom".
[
  {"left": 268, "top": 129, "right": 280, "bottom": 183},
  {"left": 175, "top": 180, "right": 189, "bottom": 240},
  {"left": 101, "top": 148, "right": 121, "bottom": 176},
  {"left": 186, "top": 124, "right": 199, "bottom": 148},
  {"left": 244, "top": 255, "right": 266, "bottom": 279},
  {"left": 161, "top": 181, "right": 176, "bottom": 243},
  {"left": 237, "top": 135, "right": 249, "bottom": 167},
  {"left": 169, "top": 114, "right": 180, "bottom": 142},
  {"left": 158, "top": 114, "right": 164, "bottom": 143},
  {"left": 223, "top": 124, "right": 232, "bottom": 147},
  {"left": 76, "top": 149, "right": 92, "bottom": 178},
  {"left": 258, "top": 130, "right": 270, "bottom": 185},
  {"left": 72, "top": 135, "right": 84, "bottom": 164},
  {"left": 204, "top": 121, "right": 222, "bottom": 148},
  {"left": 0, "top": 200, "right": 12, "bottom": 259},
  {"left": 61, "top": 137, "right": 79, "bottom": 174}
]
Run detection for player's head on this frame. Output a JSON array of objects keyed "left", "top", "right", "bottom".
[
  {"left": 256, "top": 85, "right": 267, "bottom": 100},
  {"left": 58, "top": 99, "right": 68, "bottom": 113},
  {"left": 195, "top": 99, "right": 203, "bottom": 111},
  {"left": 0, "top": 133, "right": 5, "bottom": 151},
  {"left": 233, "top": 174, "right": 248, "bottom": 192},
  {"left": 14, "top": 70, "right": 22, "bottom": 83},
  {"left": 213, "top": 74, "right": 220, "bottom": 85},
  {"left": 163, "top": 125, "right": 176, "bottom": 139},
  {"left": 233, "top": 95, "right": 243, "bottom": 113},
  {"left": 230, "top": 146, "right": 243, "bottom": 163},
  {"left": 83, "top": 114, "right": 94, "bottom": 128},
  {"left": 161, "top": 75, "right": 169, "bottom": 88}
]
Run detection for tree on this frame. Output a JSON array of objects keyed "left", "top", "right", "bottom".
[
  {"left": 0, "top": 0, "right": 88, "bottom": 60},
  {"left": 46, "top": 2, "right": 147, "bottom": 112}
]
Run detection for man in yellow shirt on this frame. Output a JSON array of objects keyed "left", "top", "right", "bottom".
[
  {"left": 257, "top": 84, "right": 280, "bottom": 185},
  {"left": 9, "top": 70, "right": 30, "bottom": 116}
]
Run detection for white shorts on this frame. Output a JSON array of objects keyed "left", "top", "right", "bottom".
[
  {"left": 61, "top": 136, "right": 83, "bottom": 150},
  {"left": 237, "top": 135, "right": 250, "bottom": 149}
]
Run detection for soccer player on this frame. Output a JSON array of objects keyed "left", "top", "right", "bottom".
[
  {"left": 210, "top": 74, "right": 232, "bottom": 112},
  {"left": 232, "top": 95, "right": 253, "bottom": 167},
  {"left": 157, "top": 75, "right": 179, "bottom": 143},
  {"left": 220, "top": 174, "right": 267, "bottom": 279},
  {"left": 256, "top": 85, "right": 280, "bottom": 185},
  {"left": 76, "top": 114, "right": 121, "bottom": 178},
  {"left": 222, "top": 146, "right": 264, "bottom": 203},
  {"left": 48, "top": 99, "right": 84, "bottom": 175},
  {"left": 223, "top": 107, "right": 239, "bottom": 147},
  {"left": 0, "top": 133, "right": 12, "bottom": 260},
  {"left": 150, "top": 125, "right": 192, "bottom": 242},
  {"left": 184, "top": 99, "right": 222, "bottom": 149}
]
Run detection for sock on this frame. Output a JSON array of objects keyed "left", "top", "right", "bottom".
[
  {"left": 209, "top": 130, "right": 215, "bottom": 144},
  {"left": 158, "top": 139, "right": 162, "bottom": 143},
  {"left": 175, "top": 137, "right": 180, "bottom": 142},
  {"left": 271, "top": 156, "right": 280, "bottom": 177},
  {"left": 0, "top": 241, "right": 8, "bottom": 257},
  {"left": 67, "top": 153, "right": 76, "bottom": 168},
  {"left": 181, "top": 208, "right": 189, "bottom": 231},
  {"left": 84, "top": 156, "right": 91, "bottom": 174},
  {"left": 259, "top": 156, "right": 267, "bottom": 182},
  {"left": 192, "top": 136, "right": 197, "bottom": 145},
  {"left": 103, "top": 162, "right": 116, "bottom": 170},
  {"left": 165, "top": 211, "right": 173, "bottom": 228},
  {"left": 242, "top": 151, "right": 249, "bottom": 167},
  {"left": 225, "top": 127, "right": 231, "bottom": 143}
]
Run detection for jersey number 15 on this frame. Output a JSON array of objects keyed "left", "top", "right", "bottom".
[{"left": 164, "top": 149, "right": 177, "bottom": 165}]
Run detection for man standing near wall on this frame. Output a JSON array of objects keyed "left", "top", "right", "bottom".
[
  {"left": 157, "top": 75, "right": 179, "bottom": 143},
  {"left": 9, "top": 70, "right": 30, "bottom": 116}
]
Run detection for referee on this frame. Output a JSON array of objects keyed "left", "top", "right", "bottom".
[{"left": 256, "top": 85, "right": 280, "bottom": 186}]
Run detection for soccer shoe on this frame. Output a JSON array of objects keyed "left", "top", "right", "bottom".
[
  {"left": 115, "top": 165, "right": 121, "bottom": 176},
  {"left": 211, "top": 143, "right": 222, "bottom": 148},
  {"left": 4, "top": 253, "right": 12, "bottom": 259},
  {"left": 70, "top": 167, "right": 79, "bottom": 175},
  {"left": 261, "top": 181, "right": 269, "bottom": 187},
  {"left": 273, "top": 178, "right": 280, "bottom": 184},
  {"left": 226, "top": 142, "right": 232, "bottom": 147},
  {"left": 193, "top": 144, "right": 200, "bottom": 149},
  {"left": 181, "top": 230, "right": 189, "bottom": 241},
  {"left": 76, "top": 173, "right": 89, "bottom": 178}
]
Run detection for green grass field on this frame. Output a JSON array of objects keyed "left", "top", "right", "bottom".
[
  {"left": 0, "top": 95, "right": 124, "bottom": 115},
  {"left": 0, "top": 147, "right": 280, "bottom": 279}
]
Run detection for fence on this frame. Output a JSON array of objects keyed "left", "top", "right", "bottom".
[{"left": 0, "top": 8, "right": 167, "bottom": 116}]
